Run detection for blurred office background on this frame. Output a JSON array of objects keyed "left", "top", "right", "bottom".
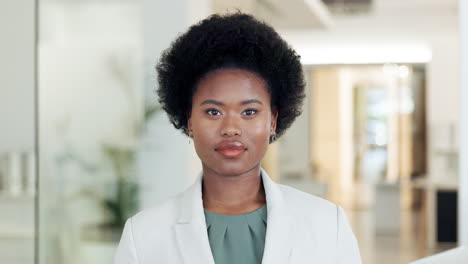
[{"left": 1, "top": 0, "right": 468, "bottom": 263}]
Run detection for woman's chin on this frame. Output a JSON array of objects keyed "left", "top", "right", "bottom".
[{"left": 204, "top": 163, "right": 258, "bottom": 177}]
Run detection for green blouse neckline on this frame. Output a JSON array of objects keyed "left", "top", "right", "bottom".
[{"left": 203, "top": 204, "right": 268, "bottom": 264}]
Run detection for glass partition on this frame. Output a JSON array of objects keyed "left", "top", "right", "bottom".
[{"left": 38, "top": 1, "right": 144, "bottom": 263}]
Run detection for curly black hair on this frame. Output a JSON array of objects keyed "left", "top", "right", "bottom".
[{"left": 156, "top": 12, "right": 305, "bottom": 142}]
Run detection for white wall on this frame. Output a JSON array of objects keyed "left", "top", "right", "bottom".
[
  {"left": 278, "top": 71, "right": 311, "bottom": 181},
  {"left": 0, "top": 0, "right": 35, "bottom": 153}
]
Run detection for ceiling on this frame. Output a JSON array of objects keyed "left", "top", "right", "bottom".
[
  {"left": 213, "top": 0, "right": 459, "bottom": 31},
  {"left": 213, "top": 0, "right": 332, "bottom": 29}
]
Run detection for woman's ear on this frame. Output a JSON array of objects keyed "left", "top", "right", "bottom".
[
  {"left": 187, "top": 112, "right": 192, "bottom": 133},
  {"left": 271, "top": 108, "right": 278, "bottom": 132},
  {"left": 185, "top": 112, "right": 192, "bottom": 132}
]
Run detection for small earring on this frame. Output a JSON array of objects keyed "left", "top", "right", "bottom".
[
  {"left": 270, "top": 131, "right": 276, "bottom": 142},
  {"left": 189, "top": 130, "right": 193, "bottom": 144}
]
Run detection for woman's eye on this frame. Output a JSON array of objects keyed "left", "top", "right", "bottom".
[
  {"left": 206, "top": 109, "right": 221, "bottom": 116},
  {"left": 243, "top": 109, "right": 257, "bottom": 116}
]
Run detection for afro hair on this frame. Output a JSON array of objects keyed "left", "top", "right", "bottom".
[{"left": 156, "top": 12, "right": 305, "bottom": 142}]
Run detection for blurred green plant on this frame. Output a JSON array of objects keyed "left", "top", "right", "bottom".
[
  {"left": 101, "top": 144, "right": 138, "bottom": 229},
  {"left": 54, "top": 53, "right": 163, "bottom": 238},
  {"left": 55, "top": 104, "right": 161, "bottom": 239},
  {"left": 100, "top": 103, "right": 162, "bottom": 231},
  {"left": 98, "top": 54, "right": 162, "bottom": 231}
]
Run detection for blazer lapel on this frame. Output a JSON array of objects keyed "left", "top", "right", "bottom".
[
  {"left": 174, "top": 173, "right": 215, "bottom": 264},
  {"left": 174, "top": 168, "right": 295, "bottom": 264},
  {"left": 260, "top": 168, "right": 294, "bottom": 264}
]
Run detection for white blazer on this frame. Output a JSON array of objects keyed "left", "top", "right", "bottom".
[{"left": 114, "top": 168, "right": 362, "bottom": 264}]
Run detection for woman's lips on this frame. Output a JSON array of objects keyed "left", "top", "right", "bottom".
[
  {"left": 215, "top": 141, "right": 247, "bottom": 158},
  {"left": 216, "top": 148, "right": 246, "bottom": 158}
]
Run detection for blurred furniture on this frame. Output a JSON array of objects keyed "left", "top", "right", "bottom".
[
  {"left": 411, "top": 177, "right": 458, "bottom": 247},
  {"left": 0, "top": 195, "right": 34, "bottom": 264},
  {"left": 410, "top": 246, "right": 467, "bottom": 264},
  {"left": 437, "top": 191, "right": 457, "bottom": 242},
  {"left": 0, "top": 151, "right": 35, "bottom": 264}
]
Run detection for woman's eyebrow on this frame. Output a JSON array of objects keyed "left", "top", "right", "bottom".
[
  {"left": 240, "top": 99, "right": 263, "bottom": 105},
  {"left": 200, "top": 99, "right": 223, "bottom": 106},
  {"left": 200, "top": 99, "right": 263, "bottom": 106}
]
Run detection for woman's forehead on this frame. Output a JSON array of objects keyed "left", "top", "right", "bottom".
[{"left": 193, "top": 69, "right": 270, "bottom": 102}]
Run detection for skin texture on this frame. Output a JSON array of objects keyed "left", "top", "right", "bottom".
[{"left": 188, "top": 69, "right": 278, "bottom": 215}]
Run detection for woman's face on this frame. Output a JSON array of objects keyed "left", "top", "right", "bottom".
[{"left": 188, "top": 69, "right": 278, "bottom": 177}]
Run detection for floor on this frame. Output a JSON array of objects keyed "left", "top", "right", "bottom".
[{"left": 347, "top": 208, "right": 457, "bottom": 264}]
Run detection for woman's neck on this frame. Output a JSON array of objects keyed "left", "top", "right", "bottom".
[{"left": 201, "top": 165, "right": 266, "bottom": 215}]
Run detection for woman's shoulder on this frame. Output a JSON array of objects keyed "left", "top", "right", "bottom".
[{"left": 129, "top": 193, "right": 182, "bottom": 229}]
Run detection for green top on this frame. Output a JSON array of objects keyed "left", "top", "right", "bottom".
[{"left": 203, "top": 204, "right": 268, "bottom": 264}]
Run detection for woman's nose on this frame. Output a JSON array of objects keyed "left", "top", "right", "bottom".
[{"left": 221, "top": 114, "right": 241, "bottom": 137}]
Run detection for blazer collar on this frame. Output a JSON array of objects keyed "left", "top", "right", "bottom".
[{"left": 174, "top": 167, "right": 294, "bottom": 264}]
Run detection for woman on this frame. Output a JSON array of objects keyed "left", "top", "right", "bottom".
[{"left": 115, "top": 13, "right": 361, "bottom": 264}]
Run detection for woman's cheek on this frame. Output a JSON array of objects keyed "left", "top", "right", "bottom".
[{"left": 250, "top": 121, "right": 270, "bottom": 138}]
